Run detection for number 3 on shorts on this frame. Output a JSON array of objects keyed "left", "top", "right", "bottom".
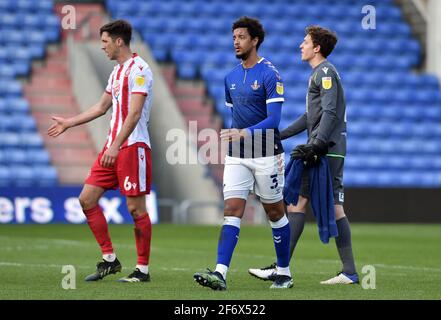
[{"left": 270, "top": 174, "right": 278, "bottom": 189}]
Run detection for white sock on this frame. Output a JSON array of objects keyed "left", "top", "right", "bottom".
[
  {"left": 215, "top": 264, "right": 228, "bottom": 280},
  {"left": 103, "top": 253, "right": 116, "bottom": 262},
  {"left": 136, "top": 264, "right": 149, "bottom": 274},
  {"left": 276, "top": 266, "right": 291, "bottom": 277}
]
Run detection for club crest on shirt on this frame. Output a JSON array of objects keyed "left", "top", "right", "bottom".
[
  {"left": 322, "top": 77, "right": 332, "bottom": 90},
  {"left": 251, "top": 80, "right": 260, "bottom": 90},
  {"left": 276, "top": 82, "right": 284, "bottom": 95},
  {"left": 113, "top": 80, "right": 120, "bottom": 98}
]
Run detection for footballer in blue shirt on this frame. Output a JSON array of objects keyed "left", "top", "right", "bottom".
[{"left": 194, "top": 17, "right": 293, "bottom": 290}]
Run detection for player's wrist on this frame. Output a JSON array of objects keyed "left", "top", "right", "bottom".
[
  {"left": 65, "top": 118, "right": 75, "bottom": 129},
  {"left": 311, "top": 138, "right": 328, "bottom": 155}
]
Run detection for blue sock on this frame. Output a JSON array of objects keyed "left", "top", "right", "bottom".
[
  {"left": 270, "top": 215, "right": 291, "bottom": 268},
  {"left": 216, "top": 217, "right": 241, "bottom": 268}
]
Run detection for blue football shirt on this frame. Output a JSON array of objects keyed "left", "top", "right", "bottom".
[{"left": 224, "top": 57, "right": 285, "bottom": 158}]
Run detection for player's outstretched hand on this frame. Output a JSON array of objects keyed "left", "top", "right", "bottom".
[
  {"left": 220, "top": 128, "right": 249, "bottom": 141},
  {"left": 47, "top": 116, "right": 70, "bottom": 137}
]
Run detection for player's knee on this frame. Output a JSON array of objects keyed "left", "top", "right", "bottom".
[
  {"left": 266, "top": 207, "right": 284, "bottom": 222},
  {"left": 224, "top": 201, "right": 244, "bottom": 217},
  {"left": 262, "top": 200, "right": 285, "bottom": 221},
  {"left": 127, "top": 203, "right": 137, "bottom": 216},
  {"left": 78, "top": 194, "right": 97, "bottom": 211},
  {"left": 287, "top": 197, "right": 308, "bottom": 213},
  {"left": 127, "top": 203, "right": 144, "bottom": 218},
  {"left": 334, "top": 204, "right": 345, "bottom": 220}
]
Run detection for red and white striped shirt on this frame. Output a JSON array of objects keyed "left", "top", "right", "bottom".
[{"left": 105, "top": 53, "right": 153, "bottom": 149}]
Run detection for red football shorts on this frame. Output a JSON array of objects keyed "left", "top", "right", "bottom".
[{"left": 85, "top": 142, "right": 152, "bottom": 196}]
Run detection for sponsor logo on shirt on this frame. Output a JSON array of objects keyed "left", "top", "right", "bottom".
[
  {"left": 230, "top": 83, "right": 236, "bottom": 90},
  {"left": 322, "top": 67, "right": 329, "bottom": 74},
  {"left": 322, "top": 77, "right": 332, "bottom": 90},
  {"left": 251, "top": 80, "right": 260, "bottom": 90},
  {"left": 135, "top": 75, "right": 145, "bottom": 86},
  {"left": 276, "top": 82, "right": 284, "bottom": 95}
]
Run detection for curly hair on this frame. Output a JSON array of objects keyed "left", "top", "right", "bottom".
[
  {"left": 305, "top": 25, "right": 338, "bottom": 58},
  {"left": 100, "top": 19, "right": 132, "bottom": 46},
  {"left": 232, "top": 16, "right": 265, "bottom": 50}
]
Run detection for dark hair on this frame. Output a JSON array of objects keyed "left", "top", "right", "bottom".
[
  {"left": 232, "top": 16, "right": 265, "bottom": 50},
  {"left": 100, "top": 19, "right": 132, "bottom": 46},
  {"left": 305, "top": 25, "right": 338, "bottom": 58}
]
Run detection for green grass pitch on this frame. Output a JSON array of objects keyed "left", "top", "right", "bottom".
[{"left": 0, "top": 223, "right": 440, "bottom": 300}]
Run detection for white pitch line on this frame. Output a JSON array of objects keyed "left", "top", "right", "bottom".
[
  {"left": 315, "top": 259, "right": 441, "bottom": 273},
  {"left": 0, "top": 261, "right": 91, "bottom": 269},
  {"left": 372, "top": 263, "right": 441, "bottom": 273}
]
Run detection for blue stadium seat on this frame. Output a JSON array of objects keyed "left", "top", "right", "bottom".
[
  {"left": 19, "top": 133, "right": 43, "bottom": 148},
  {"left": 176, "top": 63, "right": 198, "bottom": 80},
  {"left": 17, "top": 116, "right": 37, "bottom": 132},
  {"left": 16, "top": 0, "right": 37, "bottom": 12},
  {"left": 0, "top": 133, "right": 20, "bottom": 147},
  {"left": 0, "top": 165, "right": 10, "bottom": 187},
  {"left": 419, "top": 74, "right": 439, "bottom": 89},
  {"left": 422, "top": 106, "right": 441, "bottom": 120},
  {"left": 7, "top": 98, "right": 30, "bottom": 114},
  {"left": 10, "top": 165, "right": 34, "bottom": 186},
  {"left": 0, "top": 80, "right": 22, "bottom": 96},
  {"left": 0, "top": 13, "right": 21, "bottom": 28},
  {"left": 8, "top": 148, "right": 27, "bottom": 164},
  {"left": 27, "top": 44, "right": 46, "bottom": 60},
  {"left": 0, "top": 99, "right": 6, "bottom": 113},
  {"left": 33, "top": 165, "right": 58, "bottom": 186},
  {"left": 0, "top": 64, "right": 16, "bottom": 77},
  {"left": 36, "top": 0, "right": 54, "bottom": 13}
]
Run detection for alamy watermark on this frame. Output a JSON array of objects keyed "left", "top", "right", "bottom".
[
  {"left": 165, "top": 122, "right": 279, "bottom": 166},
  {"left": 61, "top": 265, "right": 76, "bottom": 290},
  {"left": 361, "top": 265, "right": 376, "bottom": 289},
  {"left": 61, "top": 5, "right": 77, "bottom": 30},
  {"left": 361, "top": 5, "right": 376, "bottom": 30}
]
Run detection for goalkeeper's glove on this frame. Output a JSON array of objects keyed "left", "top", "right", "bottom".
[
  {"left": 290, "top": 138, "right": 328, "bottom": 166},
  {"left": 290, "top": 144, "right": 307, "bottom": 160}
]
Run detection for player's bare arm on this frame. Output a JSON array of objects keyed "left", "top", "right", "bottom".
[
  {"left": 47, "top": 92, "right": 112, "bottom": 137},
  {"left": 100, "top": 93, "right": 147, "bottom": 168}
]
